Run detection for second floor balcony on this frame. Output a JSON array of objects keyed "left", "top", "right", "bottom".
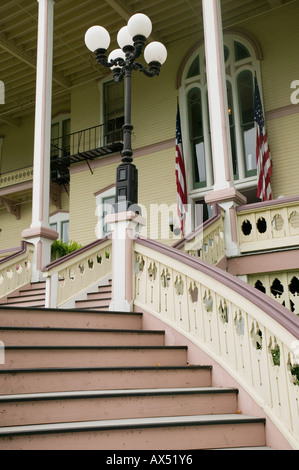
[{"left": 50, "top": 123, "right": 123, "bottom": 185}]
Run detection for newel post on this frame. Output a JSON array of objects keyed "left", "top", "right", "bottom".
[{"left": 106, "top": 211, "right": 146, "bottom": 312}]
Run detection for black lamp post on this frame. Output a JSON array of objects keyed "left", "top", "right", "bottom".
[{"left": 85, "top": 13, "right": 167, "bottom": 213}]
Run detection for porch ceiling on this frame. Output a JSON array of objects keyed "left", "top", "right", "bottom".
[{"left": 0, "top": 0, "right": 295, "bottom": 126}]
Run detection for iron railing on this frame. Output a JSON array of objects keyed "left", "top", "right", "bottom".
[{"left": 50, "top": 123, "right": 123, "bottom": 185}]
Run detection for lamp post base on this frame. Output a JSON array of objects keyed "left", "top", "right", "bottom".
[{"left": 114, "top": 162, "right": 139, "bottom": 214}]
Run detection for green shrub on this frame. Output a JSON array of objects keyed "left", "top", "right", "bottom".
[{"left": 51, "top": 239, "right": 82, "bottom": 260}]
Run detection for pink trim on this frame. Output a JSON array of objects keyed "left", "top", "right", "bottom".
[
  {"left": 0, "top": 180, "right": 32, "bottom": 197},
  {"left": 49, "top": 209, "right": 69, "bottom": 217},
  {"left": 237, "top": 194, "right": 299, "bottom": 212},
  {"left": 266, "top": 103, "right": 299, "bottom": 121},
  {"left": 229, "top": 207, "right": 238, "bottom": 243},
  {"left": 205, "top": 187, "right": 247, "bottom": 206},
  {"left": 0, "top": 241, "right": 33, "bottom": 265},
  {"left": 135, "top": 236, "right": 299, "bottom": 339},
  {"left": 70, "top": 139, "right": 175, "bottom": 175},
  {"left": 227, "top": 249, "right": 299, "bottom": 276},
  {"left": 21, "top": 226, "right": 58, "bottom": 241},
  {"left": 94, "top": 183, "right": 115, "bottom": 197},
  {"left": 36, "top": 240, "right": 43, "bottom": 270}
]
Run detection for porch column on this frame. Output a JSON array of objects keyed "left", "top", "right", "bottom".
[
  {"left": 22, "top": 0, "right": 58, "bottom": 281},
  {"left": 106, "top": 211, "right": 146, "bottom": 312},
  {"left": 202, "top": 0, "right": 246, "bottom": 256}
]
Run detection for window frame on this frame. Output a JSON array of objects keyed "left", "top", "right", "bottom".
[
  {"left": 49, "top": 211, "right": 70, "bottom": 243},
  {"left": 95, "top": 185, "right": 116, "bottom": 239},
  {"left": 179, "top": 33, "right": 263, "bottom": 230}
]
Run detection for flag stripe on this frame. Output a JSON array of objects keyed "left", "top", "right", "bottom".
[
  {"left": 176, "top": 106, "right": 188, "bottom": 235},
  {"left": 254, "top": 77, "right": 273, "bottom": 201}
]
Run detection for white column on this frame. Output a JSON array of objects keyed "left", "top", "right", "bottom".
[
  {"left": 202, "top": 0, "right": 246, "bottom": 257},
  {"left": 106, "top": 211, "right": 146, "bottom": 312},
  {"left": 22, "top": 0, "right": 58, "bottom": 281},
  {"left": 202, "top": 0, "right": 234, "bottom": 191}
]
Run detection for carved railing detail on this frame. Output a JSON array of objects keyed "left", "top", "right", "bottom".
[
  {"left": 43, "top": 237, "right": 112, "bottom": 308},
  {"left": 237, "top": 196, "right": 299, "bottom": 253},
  {"left": 0, "top": 242, "right": 34, "bottom": 298},
  {"left": 173, "top": 206, "right": 226, "bottom": 265}
]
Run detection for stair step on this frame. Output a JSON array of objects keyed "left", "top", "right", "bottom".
[
  {"left": 5, "top": 294, "right": 45, "bottom": 303},
  {"left": 0, "top": 345, "right": 188, "bottom": 369},
  {"left": 85, "top": 291, "right": 112, "bottom": 300},
  {"left": 0, "top": 414, "right": 266, "bottom": 450},
  {"left": 0, "top": 327, "right": 165, "bottom": 346},
  {"left": 0, "top": 307, "right": 143, "bottom": 330},
  {"left": 3, "top": 299, "right": 45, "bottom": 308},
  {"left": 0, "top": 387, "right": 239, "bottom": 426},
  {"left": 75, "top": 298, "right": 111, "bottom": 309},
  {"left": 0, "top": 365, "right": 212, "bottom": 394}
]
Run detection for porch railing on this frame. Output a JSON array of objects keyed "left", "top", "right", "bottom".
[
  {"left": 43, "top": 236, "right": 112, "bottom": 308},
  {"left": 0, "top": 167, "right": 33, "bottom": 189},
  {"left": 172, "top": 205, "right": 226, "bottom": 266},
  {"left": 134, "top": 236, "right": 299, "bottom": 449},
  {"left": 236, "top": 195, "right": 299, "bottom": 253},
  {"left": 0, "top": 242, "right": 34, "bottom": 299}
]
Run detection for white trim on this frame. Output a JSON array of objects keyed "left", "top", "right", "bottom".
[
  {"left": 95, "top": 186, "right": 116, "bottom": 239},
  {"left": 49, "top": 210, "right": 69, "bottom": 242}
]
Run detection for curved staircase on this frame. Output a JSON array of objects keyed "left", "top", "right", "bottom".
[{"left": 0, "top": 293, "right": 269, "bottom": 450}]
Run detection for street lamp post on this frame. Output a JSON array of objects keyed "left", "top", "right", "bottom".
[{"left": 85, "top": 13, "right": 167, "bottom": 214}]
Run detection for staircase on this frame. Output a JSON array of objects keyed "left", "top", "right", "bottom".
[
  {"left": 0, "top": 300, "right": 269, "bottom": 450},
  {"left": 0, "top": 280, "right": 113, "bottom": 311}
]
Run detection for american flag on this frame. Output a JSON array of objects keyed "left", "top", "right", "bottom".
[
  {"left": 175, "top": 105, "right": 188, "bottom": 235},
  {"left": 254, "top": 77, "right": 273, "bottom": 201}
]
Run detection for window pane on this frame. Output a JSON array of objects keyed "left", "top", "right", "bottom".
[
  {"left": 237, "top": 70, "right": 256, "bottom": 174},
  {"left": 235, "top": 41, "right": 250, "bottom": 61},
  {"left": 226, "top": 81, "right": 238, "bottom": 177},
  {"left": 187, "top": 56, "right": 200, "bottom": 78},
  {"left": 102, "top": 196, "right": 116, "bottom": 234},
  {"left": 188, "top": 88, "right": 206, "bottom": 186},
  {"left": 61, "top": 221, "right": 69, "bottom": 244},
  {"left": 104, "top": 81, "right": 124, "bottom": 142}
]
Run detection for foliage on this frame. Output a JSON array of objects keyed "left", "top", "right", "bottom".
[
  {"left": 51, "top": 239, "right": 82, "bottom": 260},
  {"left": 271, "top": 346, "right": 299, "bottom": 385}
]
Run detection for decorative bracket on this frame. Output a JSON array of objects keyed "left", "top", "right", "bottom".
[{"left": 0, "top": 196, "right": 20, "bottom": 219}]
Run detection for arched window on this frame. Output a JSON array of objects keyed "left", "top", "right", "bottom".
[{"left": 179, "top": 33, "right": 262, "bottom": 211}]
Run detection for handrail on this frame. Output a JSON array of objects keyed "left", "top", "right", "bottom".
[
  {"left": 0, "top": 242, "right": 34, "bottom": 299},
  {"left": 43, "top": 236, "right": 112, "bottom": 308},
  {"left": 172, "top": 205, "right": 226, "bottom": 265},
  {"left": 134, "top": 235, "right": 299, "bottom": 448}
]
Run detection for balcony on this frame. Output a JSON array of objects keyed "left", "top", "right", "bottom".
[{"left": 50, "top": 123, "right": 123, "bottom": 185}]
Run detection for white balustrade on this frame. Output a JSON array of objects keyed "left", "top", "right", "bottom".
[
  {"left": 43, "top": 238, "right": 112, "bottom": 308},
  {"left": 237, "top": 196, "right": 299, "bottom": 253},
  {"left": 134, "top": 237, "right": 299, "bottom": 449},
  {"left": 175, "top": 207, "right": 226, "bottom": 265},
  {"left": 0, "top": 242, "right": 34, "bottom": 298}
]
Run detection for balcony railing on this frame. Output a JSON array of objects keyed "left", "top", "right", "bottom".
[
  {"left": 236, "top": 195, "right": 299, "bottom": 253},
  {"left": 51, "top": 123, "right": 123, "bottom": 185}
]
